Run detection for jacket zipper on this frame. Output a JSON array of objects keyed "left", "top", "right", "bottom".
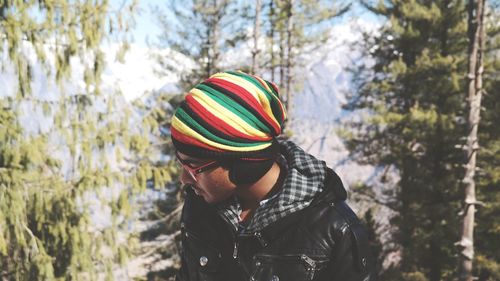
[
  {"left": 233, "top": 242, "right": 239, "bottom": 259},
  {"left": 232, "top": 232, "right": 260, "bottom": 259},
  {"left": 300, "top": 254, "right": 316, "bottom": 268},
  {"left": 301, "top": 254, "right": 317, "bottom": 279},
  {"left": 254, "top": 231, "right": 268, "bottom": 247},
  {"left": 217, "top": 212, "right": 239, "bottom": 259}
]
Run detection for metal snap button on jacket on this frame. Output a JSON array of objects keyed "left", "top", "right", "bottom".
[{"left": 199, "top": 256, "right": 208, "bottom": 267}]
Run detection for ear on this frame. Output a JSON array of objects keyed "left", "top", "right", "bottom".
[{"left": 228, "top": 159, "right": 275, "bottom": 185}]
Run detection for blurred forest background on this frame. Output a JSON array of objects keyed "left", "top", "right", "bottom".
[{"left": 0, "top": 0, "right": 499, "bottom": 280}]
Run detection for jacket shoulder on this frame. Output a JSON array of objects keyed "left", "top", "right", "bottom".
[
  {"left": 302, "top": 169, "right": 373, "bottom": 276},
  {"left": 326, "top": 170, "right": 373, "bottom": 276}
]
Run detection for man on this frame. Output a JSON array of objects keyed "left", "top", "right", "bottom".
[{"left": 171, "top": 71, "right": 373, "bottom": 281}]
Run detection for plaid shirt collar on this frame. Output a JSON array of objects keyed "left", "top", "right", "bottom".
[{"left": 216, "top": 140, "right": 328, "bottom": 234}]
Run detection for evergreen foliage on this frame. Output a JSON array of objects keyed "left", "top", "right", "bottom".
[
  {"left": 345, "top": 1, "right": 500, "bottom": 280},
  {"left": 152, "top": 0, "right": 250, "bottom": 90},
  {"left": 0, "top": 0, "right": 177, "bottom": 280},
  {"left": 153, "top": 0, "right": 349, "bottom": 127},
  {"left": 3, "top": 0, "right": 494, "bottom": 279},
  {"left": 473, "top": 7, "right": 500, "bottom": 278},
  {"left": 263, "top": 0, "right": 350, "bottom": 116},
  {"left": 124, "top": 89, "right": 183, "bottom": 281}
]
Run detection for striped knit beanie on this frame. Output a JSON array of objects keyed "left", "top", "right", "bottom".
[{"left": 170, "top": 70, "right": 286, "bottom": 160}]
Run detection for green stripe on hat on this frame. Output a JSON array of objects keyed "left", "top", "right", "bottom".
[
  {"left": 225, "top": 71, "right": 284, "bottom": 127},
  {"left": 175, "top": 107, "right": 265, "bottom": 148}
]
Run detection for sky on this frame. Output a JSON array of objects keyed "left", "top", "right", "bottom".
[
  {"left": 110, "top": 0, "right": 162, "bottom": 47},
  {"left": 111, "top": 0, "right": 382, "bottom": 47},
  {"left": 132, "top": 0, "right": 164, "bottom": 46}
]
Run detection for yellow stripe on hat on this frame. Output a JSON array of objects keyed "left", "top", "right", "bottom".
[
  {"left": 252, "top": 75, "right": 287, "bottom": 120},
  {"left": 211, "top": 72, "right": 281, "bottom": 127},
  {"left": 172, "top": 116, "right": 272, "bottom": 152},
  {"left": 189, "top": 88, "right": 270, "bottom": 138}
]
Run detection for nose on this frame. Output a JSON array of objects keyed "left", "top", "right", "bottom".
[{"left": 180, "top": 168, "right": 196, "bottom": 185}]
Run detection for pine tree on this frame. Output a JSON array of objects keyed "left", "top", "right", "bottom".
[
  {"left": 345, "top": 1, "right": 500, "bottom": 280},
  {"left": 124, "top": 90, "right": 183, "bottom": 280},
  {"left": 474, "top": 76, "right": 500, "bottom": 281},
  {"left": 347, "top": 1, "right": 469, "bottom": 280},
  {"left": 263, "top": 0, "right": 350, "bottom": 122},
  {"left": 469, "top": 3, "right": 500, "bottom": 280},
  {"left": 458, "top": 0, "right": 487, "bottom": 279},
  {"left": 0, "top": 1, "right": 174, "bottom": 280},
  {"left": 153, "top": 0, "right": 250, "bottom": 90}
]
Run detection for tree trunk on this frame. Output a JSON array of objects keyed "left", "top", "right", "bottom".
[
  {"left": 252, "top": 0, "right": 261, "bottom": 75},
  {"left": 0, "top": 2, "right": 7, "bottom": 19},
  {"left": 212, "top": 0, "right": 223, "bottom": 75},
  {"left": 269, "top": 0, "right": 276, "bottom": 81},
  {"left": 279, "top": 20, "right": 285, "bottom": 91},
  {"left": 285, "top": 0, "right": 293, "bottom": 116},
  {"left": 458, "top": 0, "right": 486, "bottom": 280},
  {"left": 204, "top": 0, "right": 223, "bottom": 78}
]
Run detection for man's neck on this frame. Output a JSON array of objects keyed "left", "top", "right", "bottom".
[{"left": 235, "top": 162, "right": 282, "bottom": 213}]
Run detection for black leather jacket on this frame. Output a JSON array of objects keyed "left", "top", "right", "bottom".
[{"left": 176, "top": 168, "right": 373, "bottom": 281}]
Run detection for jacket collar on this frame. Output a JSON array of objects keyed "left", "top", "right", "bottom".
[{"left": 216, "top": 140, "right": 330, "bottom": 234}]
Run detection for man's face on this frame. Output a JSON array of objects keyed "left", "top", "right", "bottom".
[{"left": 176, "top": 152, "right": 236, "bottom": 204}]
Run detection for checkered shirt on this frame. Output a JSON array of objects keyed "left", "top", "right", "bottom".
[{"left": 216, "top": 140, "right": 328, "bottom": 234}]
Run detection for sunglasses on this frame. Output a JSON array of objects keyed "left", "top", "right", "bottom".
[{"left": 175, "top": 151, "right": 219, "bottom": 182}]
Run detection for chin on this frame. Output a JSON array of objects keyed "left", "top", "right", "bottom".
[
  {"left": 195, "top": 191, "right": 213, "bottom": 204},
  {"left": 203, "top": 194, "right": 227, "bottom": 205},
  {"left": 203, "top": 196, "right": 218, "bottom": 205}
]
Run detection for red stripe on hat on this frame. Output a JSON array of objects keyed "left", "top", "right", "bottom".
[
  {"left": 185, "top": 95, "right": 272, "bottom": 142},
  {"left": 206, "top": 77, "right": 281, "bottom": 134},
  {"left": 171, "top": 127, "right": 225, "bottom": 152}
]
